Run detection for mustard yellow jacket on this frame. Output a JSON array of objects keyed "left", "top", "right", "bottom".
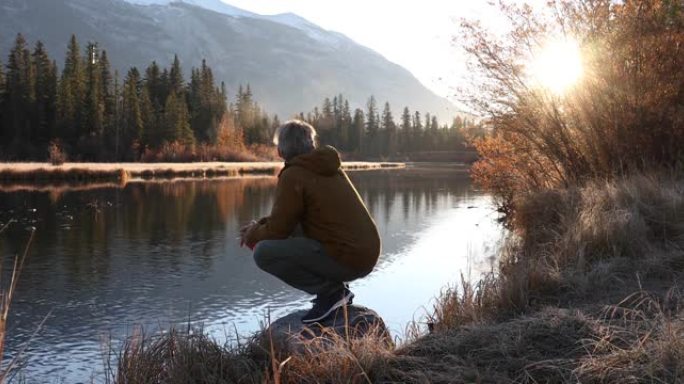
[{"left": 245, "top": 146, "right": 380, "bottom": 273}]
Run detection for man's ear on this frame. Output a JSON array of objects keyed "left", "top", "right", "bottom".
[{"left": 277, "top": 148, "right": 284, "bottom": 159}]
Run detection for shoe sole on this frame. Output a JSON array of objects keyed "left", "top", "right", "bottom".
[{"left": 301, "top": 291, "right": 354, "bottom": 324}]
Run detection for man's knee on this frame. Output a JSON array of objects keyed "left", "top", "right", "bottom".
[{"left": 253, "top": 240, "right": 281, "bottom": 272}]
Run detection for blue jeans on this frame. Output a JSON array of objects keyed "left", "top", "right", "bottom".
[{"left": 253, "top": 237, "right": 365, "bottom": 296}]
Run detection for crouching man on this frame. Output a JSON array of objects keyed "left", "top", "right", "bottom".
[{"left": 240, "top": 120, "right": 380, "bottom": 324}]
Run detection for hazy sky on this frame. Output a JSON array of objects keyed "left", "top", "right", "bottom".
[{"left": 223, "top": 1, "right": 521, "bottom": 101}]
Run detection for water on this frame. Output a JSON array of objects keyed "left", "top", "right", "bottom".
[{"left": 0, "top": 163, "right": 504, "bottom": 382}]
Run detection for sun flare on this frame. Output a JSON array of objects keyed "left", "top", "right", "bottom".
[{"left": 528, "top": 38, "right": 584, "bottom": 95}]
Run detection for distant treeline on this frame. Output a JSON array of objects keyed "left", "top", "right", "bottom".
[
  {"left": 0, "top": 33, "right": 477, "bottom": 162},
  {"left": 298, "top": 95, "right": 478, "bottom": 159}
]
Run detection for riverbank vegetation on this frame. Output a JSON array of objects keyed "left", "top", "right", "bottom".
[
  {"left": 109, "top": 0, "right": 683, "bottom": 382},
  {"left": 0, "top": 161, "right": 402, "bottom": 187},
  {"left": 426, "top": 0, "right": 683, "bottom": 381},
  {"left": 0, "top": 34, "right": 479, "bottom": 163}
]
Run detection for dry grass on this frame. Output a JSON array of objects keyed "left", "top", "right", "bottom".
[
  {"left": 113, "top": 315, "right": 395, "bottom": 384},
  {"left": 0, "top": 167, "right": 129, "bottom": 184},
  {"left": 265, "top": 322, "right": 395, "bottom": 384},
  {"left": 111, "top": 327, "right": 264, "bottom": 384},
  {"left": 514, "top": 173, "right": 684, "bottom": 260},
  {"left": 391, "top": 287, "right": 684, "bottom": 383},
  {"left": 0, "top": 162, "right": 403, "bottom": 186},
  {"left": 573, "top": 289, "right": 684, "bottom": 383},
  {"left": 506, "top": 173, "right": 684, "bottom": 304}
]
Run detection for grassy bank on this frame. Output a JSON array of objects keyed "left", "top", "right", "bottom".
[
  {"left": 0, "top": 161, "right": 404, "bottom": 186},
  {"left": 110, "top": 172, "right": 683, "bottom": 383},
  {"left": 394, "top": 172, "right": 684, "bottom": 383}
]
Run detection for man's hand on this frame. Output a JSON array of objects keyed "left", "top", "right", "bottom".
[{"left": 239, "top": 220, "right": 257, "bottom": 249}]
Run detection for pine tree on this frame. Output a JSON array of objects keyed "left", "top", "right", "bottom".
[
  {"left": 159, "top": 67, "right": 170, "bottom": 104},
  {"left": 188, "top": 60, "right": 226, "bottom": 143},
  {"left": 237, "top": 84, "right": 262, "bottom": 144},
  {"left": 381, "top": 102, "right": 397, "bottom": 156},
  {"left": 365, "top": 96, "right": 379, "bottom": 155},
  {"left": 163, "top": 91, "right": 194, "bottom": 145},
  {"left": 208, "top": 74, "right": 227, "bottom": 143},
  {"left": 83, "top": 42, "right": 104, "bottom": 139},
  {"left": 169, "top": 54, "right": 183, "bottom": 96},
  {"left": 32, "top": 41, "right": 57, "bottom": 144},
  {"left": 351, "top": 108, "right": 365, "bottom": 154},
  {"left": 188, "top": 67, "right": 201, "bottom": 138},
  {"left": 400, "top": 107, "right": 412, "bottom": 153},
  {"left": 140, "top": 87, "right": 155, "bottom": 147},
  {"left": 57, "top": 34, "right": 85, "bottom": 142},
  {"left": 143, "top": 61, "right": 163, "bottom": 146},
  {"left": 339, "top": 99, "right": 351, "bottom": 150},
  {"left": 332, "top": 95, "right": 343, "bottom": 147},
  {"left": 0, "top": 54, "right": 5, "bottom": 143},
  {"left": 450, "top": 117, "right": 466, "bottom": 149},
  {"left": 144, "top": 61, "right": 162, "bottom": 106},
  {"left": 412, "top": 111, "right": 422, "bottom": 149},
  {"left": 319, "top": 97, "right": 334, "bottom": 145},
  {"left": 423, "top": 113, "right": 432, "bottom": 150},
  {"left": 429, "top": 115, "right": 439, "bottom": 150},
  {"left": 4, "top": 34, "right": 35, "bottom": 150},
  {"left": 100, "top": 50, "right": 115, "bottom": 145},
  {"left": 109, "top": 70, "right": 122, "bottom": 158},
  {"left": 121, "top": 67, "right": 144, "bottom": 160}
]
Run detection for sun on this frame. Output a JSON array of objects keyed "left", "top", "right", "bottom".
[{"left": 528, "top": 38, "right": 584, "bottom": 95}]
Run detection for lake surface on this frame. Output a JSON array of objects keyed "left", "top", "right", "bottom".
[{"left": 0, "top": 163, "right": 504, "bottom": 382}]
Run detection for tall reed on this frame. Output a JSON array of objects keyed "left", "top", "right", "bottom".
[{"left": 0, "top": 224, "right": 34, "bottom": 382}]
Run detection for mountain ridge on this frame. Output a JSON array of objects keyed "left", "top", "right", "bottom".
[{"left": 0, "top": 0, "right": 458, "bottom": 121}]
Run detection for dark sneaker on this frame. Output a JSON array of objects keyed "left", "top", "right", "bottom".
[
  {"left": 308, "top": 286, "right": 355, "bottom": 305},
  {"left": 302, "top": 288, "right": 354, "bottom": 324},
  {"left": 344, "top": 285, "right": 355, "bottom": 305}
]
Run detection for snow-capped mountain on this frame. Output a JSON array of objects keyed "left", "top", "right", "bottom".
[
  {"left": 126, "top": 0, "right": 257, "bottom": 18},
  {"left": 127, "top": 0, "right": 348, "bottom": 45},
  {"left": 0, "top": 0, "right": 456, "bottom": 120}
]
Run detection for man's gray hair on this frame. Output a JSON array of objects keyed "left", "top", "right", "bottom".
[{"left": 273, "top": 120, "right": 317, "bottom": 160}]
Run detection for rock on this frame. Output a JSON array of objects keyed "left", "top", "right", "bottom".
[{"left": 258, "top": 305, "right": 393, "bottom": 355}]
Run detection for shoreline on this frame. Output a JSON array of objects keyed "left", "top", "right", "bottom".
[
  {"left": 0, "top": 161, "right": 405, "bottom": 186},
  {"left": 111, "top": 172, "right": 684, "bottom": 383}
]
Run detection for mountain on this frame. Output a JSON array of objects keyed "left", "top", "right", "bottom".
[
  {"left": 126, "top": 0, "right": 257, "bottom": 18},
  {"left": 0, "top": 0, "right": 458, "bottom": 121}
]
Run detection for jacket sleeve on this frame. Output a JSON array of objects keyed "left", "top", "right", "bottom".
[{"left": 244, "top": 169, "right": 304, "bottom": 245}]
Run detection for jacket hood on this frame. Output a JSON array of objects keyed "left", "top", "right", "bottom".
[{"left": 285, "top": 145, "right": 341, "bottom": 176}]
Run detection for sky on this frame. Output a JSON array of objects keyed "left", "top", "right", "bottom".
[{"left": 221, "top": 1, "right": 520, "bottom": 102}]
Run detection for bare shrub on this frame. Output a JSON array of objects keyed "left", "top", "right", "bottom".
[
  {"left": 465, "top": 0, "right": 684, "bottom": 207},
  {"left": 47, "top": 140, "right": 67, "bottom": 166}
]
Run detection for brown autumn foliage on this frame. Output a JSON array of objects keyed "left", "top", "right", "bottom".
[
  {"left": 47, "top": 140, "right": 68, "bottom": 166},
  {"left": 140, "top": 114, "right": 269, "bottom": 162},
  {"left": 466, "top": 0, "right": 683, "bottom": 212}
]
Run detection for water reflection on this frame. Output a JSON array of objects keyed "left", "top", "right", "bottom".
[{"left": 0, "top": 164, "right": 503, "bottom": 381}]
